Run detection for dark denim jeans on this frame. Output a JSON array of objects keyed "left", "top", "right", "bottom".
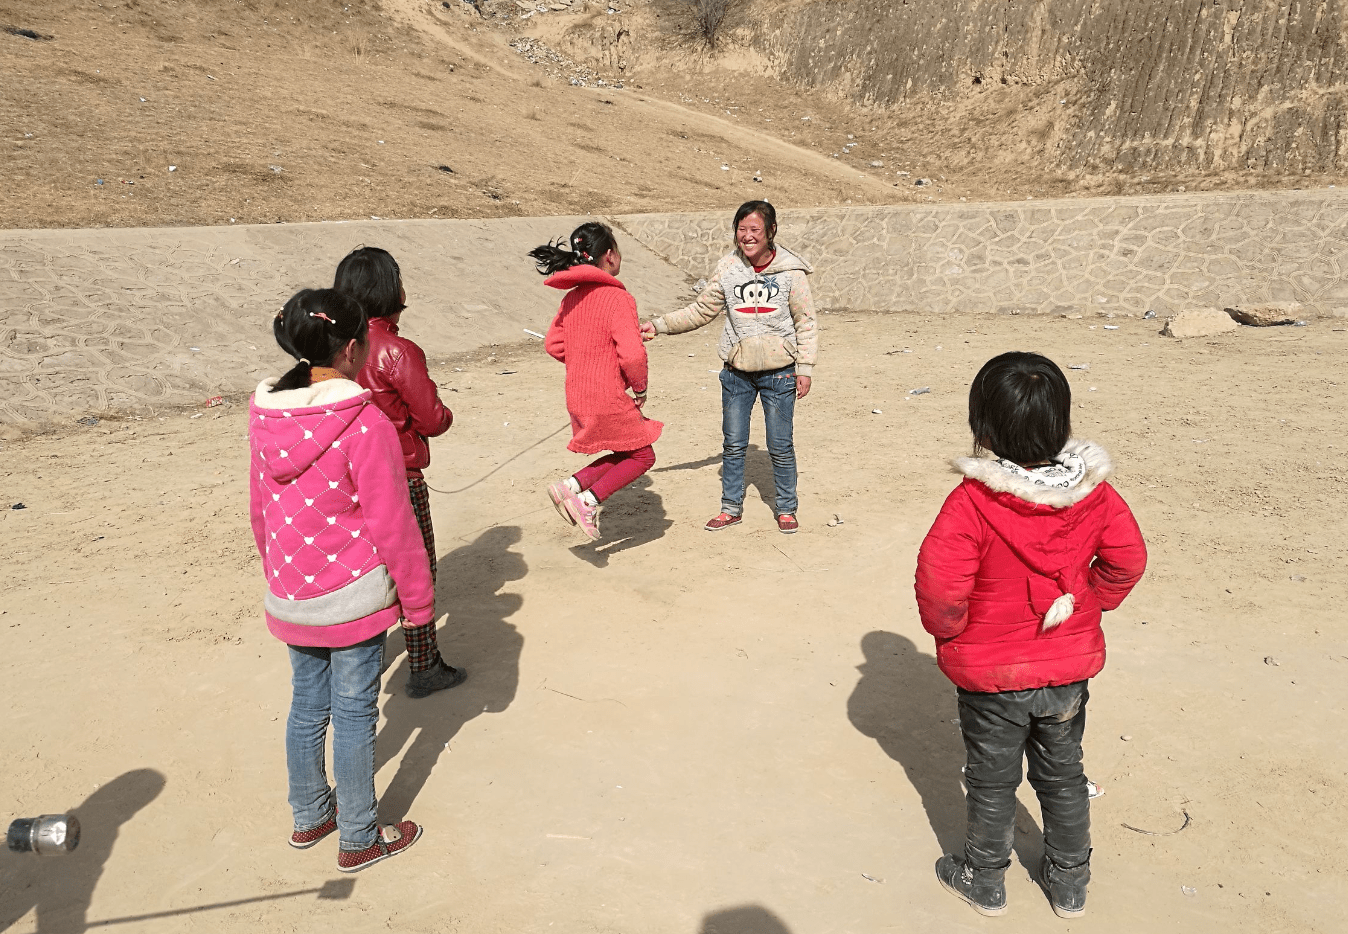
[
  {"left": 719, "top": 364, "right": 798, "bottom": 516},
  {"left": 957, "top": 680, "right": 1092, "bottom": 877},
  {"left": 286, "top": 631, "right": 386, "bottom": 851}
]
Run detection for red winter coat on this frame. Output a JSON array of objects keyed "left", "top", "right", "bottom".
[
  {"left": 357, "top": 317, "right": 453, "bottom": 477},
  {"left": 914, "top": 440, "right": 1147, "bottom": 693},
  {"left": 544, "top": 265, "right": 663, "bottom": 455}
]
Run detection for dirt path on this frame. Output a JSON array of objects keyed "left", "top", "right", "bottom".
[{"left": 2, "top": 313, "right": 1343, "bottom": 933}]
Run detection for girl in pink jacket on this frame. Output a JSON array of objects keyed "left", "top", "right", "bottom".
[
  {"left": 915, "top": 352, "right": 1146, "bottom": 919},
  {"left": 528, "top": 223, "right": 663, "bottom": 541},
  {"left": 250, "top": 288, "right": 456, "bottom": 872}
]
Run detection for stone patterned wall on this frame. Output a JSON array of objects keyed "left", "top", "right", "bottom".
[
  {"left": 5, "top": 190, "right": 1348, "bottom": 425},
  {"left": 617, "top": 190, "right": 1348, "bottom": 318},
  {"left": 0, "top": 217, "right": 689, "bottom": 426}
]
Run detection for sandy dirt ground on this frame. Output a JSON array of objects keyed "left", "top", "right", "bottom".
[{"left": 2, "top": 311, "right": 1345, "bottom": 933}]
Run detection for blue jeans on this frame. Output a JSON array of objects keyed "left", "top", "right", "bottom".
[
  {"left": 286, "top": 632, "right": 385, "bottom": 851},
  {"left": 719, "top": 364, "right": 798, "bottom": 517}
]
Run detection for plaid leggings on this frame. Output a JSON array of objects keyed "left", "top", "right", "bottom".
[
  {"left": 408, "top": 476, "right": 436, "bottom": 586},
  {"left": 404, "top": 477, "right": 441, "bottom": 673}
]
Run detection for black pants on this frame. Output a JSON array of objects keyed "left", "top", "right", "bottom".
[{"left": 958, "top": 680, "right": 1091, "bottom": 875}]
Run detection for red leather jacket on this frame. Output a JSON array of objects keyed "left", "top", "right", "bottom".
[
  {"left": 915, "top": 441, "right": 1147, "bottom": 693},
  {"left": 356, "top": 317, "right": 453, "bottom": 476}
]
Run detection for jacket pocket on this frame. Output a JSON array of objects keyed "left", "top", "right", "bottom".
[{"left": 727, "top": 334, "right": 795, "bottom": 372}]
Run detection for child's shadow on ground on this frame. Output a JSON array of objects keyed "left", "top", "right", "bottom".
[
  {"left": 847, "top": 631, "right": 1045, "bottom": 874},
  {"left": 571, "top": 474, "right": 673, "bottom": 567},
  {"left": 376, "top": 526, "right": 526, "bottom": 821},
  {"left": 654, "top": 444, "right": 778, "bottom": 514}
]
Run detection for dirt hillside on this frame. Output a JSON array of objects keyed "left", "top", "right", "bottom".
[{"left": 4, "top": 0, "right": 1342, "bottom": 232}]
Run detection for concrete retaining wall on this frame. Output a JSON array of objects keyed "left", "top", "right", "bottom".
[
  {"left": 0, "top": 217, "right": 689, "bottom": 426},
  {"left": 6, "top": 189, "right": 1348, "bottom": 425},
  {"left": 618, "top": 190, "right": 1348, "bottom": 318}
]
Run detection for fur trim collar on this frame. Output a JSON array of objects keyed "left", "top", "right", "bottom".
[
  {"left": 253, "top": 377, "right": 367, "bottom": 411},
  {"left": 953, "top": 439, "right": 1113, "bottom": 507}
]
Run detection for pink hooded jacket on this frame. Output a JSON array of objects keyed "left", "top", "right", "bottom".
[{"left": 248, "top": 377, "right": 436, "bottom": 648}]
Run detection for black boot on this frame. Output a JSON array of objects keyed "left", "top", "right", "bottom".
[
  {"left": 1038, "top": 855, "right": 1090, "bottom": 918},
  {"left": 406, "top": 660, "right": 467, "bottom": 699},
  {"left": 935, "top": 855, "right": 1008, "bottom": 916}
]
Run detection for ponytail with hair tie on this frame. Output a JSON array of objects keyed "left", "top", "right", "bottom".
[{"left": 529, "top": 221, "right": 618, "bottom": 276}]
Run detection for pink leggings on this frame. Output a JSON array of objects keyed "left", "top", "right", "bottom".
[{"left": 573, "top": 445, "right": 656, "bottom": 503}]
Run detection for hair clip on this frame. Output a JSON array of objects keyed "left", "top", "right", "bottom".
[{"left": 309, "top": 312, "right": 336, "bottom": 324}]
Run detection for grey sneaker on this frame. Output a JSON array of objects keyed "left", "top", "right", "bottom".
[
  {"left": 1038, "top": 856, "right": 1089, "bottom": 918},
  {"left": 406, "top": 661, "right": 467, "bottom": 699},
  {"left": 935, "top": 855, "right": 1008, "bottom": 916}
]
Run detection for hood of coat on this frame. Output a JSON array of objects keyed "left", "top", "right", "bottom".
[
  {"left": 953, "top": 439, "right": 1114, "bottom": 623},
  {"left": 734, "top": 244, "right": 813, "bottom": 276},
  {"left": 251, "top": 378, "right": 370, "bottom": 483},
  {"left": 544, "top": 265, "right": 626, "bottom": 292},
  {"left": 953, "top": 439, "right": 1113, "bottom": 511}
]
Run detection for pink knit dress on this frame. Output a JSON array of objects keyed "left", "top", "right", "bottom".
[{"left": 544, "top": 265, "right": 663, "bottom": 454}]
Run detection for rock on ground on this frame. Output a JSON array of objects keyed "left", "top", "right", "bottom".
[
  {"left": 1161, "top": 308, "right": 1239, "bottom": 338},
  {"left": 1224, "top": 302, "right": 1302, "bottom": 326}
]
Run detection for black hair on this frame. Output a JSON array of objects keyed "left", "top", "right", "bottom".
[
  {"left": 528, "top": 221, "right": 619, "bottom": 276},
  {"left": 333, "top": 246, "right": 404, "bottom": 320},
  {"left": 270, "top": 288, "right": 369, "bottom": 392},
  {"left": 733, "top": 200, "right": 777, "bottom": 249},
  {"left": 968, "top": 351, "right": 1072, "bottom": 465}
]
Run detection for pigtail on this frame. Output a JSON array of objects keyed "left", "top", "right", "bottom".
[{"left": 528, "top": 239, "right": 582, "bottom": 276}]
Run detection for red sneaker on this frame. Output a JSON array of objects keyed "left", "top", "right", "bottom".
[
  {"left": 704, "top": 513, "right": 743, "bottom": 531},
  {"left": 776, "top": 514, "right": 799, "bottom": 534},
  {"left": 337, "top": 821, "right": 423, "bottom": 873},
  {"left": 289, "top": 813, "right": 337, "bottom": 849}
]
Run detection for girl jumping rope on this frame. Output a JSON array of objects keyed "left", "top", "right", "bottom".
[
  {"left": 915, "top": 351, "right": 1147, "bottom": 917},
  {"left": 334, "top": 246, "right": 464, "bottom": 699},
  {"left": 249, "top": 288, "right": 439, "bottom": 872},
  {"left": 529, "top": 222, "right": 663, "bottom": 541}
]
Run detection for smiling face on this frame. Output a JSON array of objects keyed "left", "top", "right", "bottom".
[{"left": 736, "top": 211, "right": 774, "bottom": 266}]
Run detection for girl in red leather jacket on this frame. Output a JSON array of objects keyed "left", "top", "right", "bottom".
[
  {"left": 335, "top": 247, "right": 464, "bottom": 700},
  {"left": 915, "top": 352, "right": 1146, "bottom": 920}
]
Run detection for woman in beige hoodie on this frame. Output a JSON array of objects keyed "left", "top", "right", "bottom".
[{"left": 642, "top": 200, "right": 818, "bottom": 534}]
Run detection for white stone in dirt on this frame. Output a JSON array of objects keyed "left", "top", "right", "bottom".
[
  {"left": 1161, "top": 308, "right": 1239, "bottom": 338},
  {"left": 1224, "top": 302, "right": 1302, "bottom": 326}
]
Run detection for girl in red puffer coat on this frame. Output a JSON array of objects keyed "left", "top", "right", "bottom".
[
  {"left": 528, "top": 222, "right": 663, "bottom": 542},
  {"left": 915, "top": 352, "right": 1147, "bottom": 920}
]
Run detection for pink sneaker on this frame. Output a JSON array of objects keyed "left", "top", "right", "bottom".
[
  {"left": 564, "top": 495, "right": 601, "bottom": 541},
  {"left": 547, "top": 480, "right": 576, "bottom": 525}
]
